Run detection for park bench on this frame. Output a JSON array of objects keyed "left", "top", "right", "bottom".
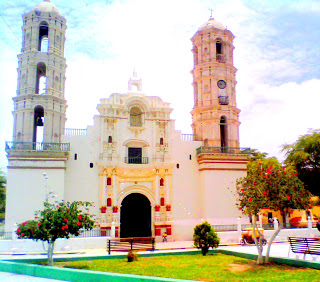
[
  {"left": 107, "top": 237, "right": 155, "bottom": 255},
  {"left": 288, "top": 237, "right": 320, "bottom": 261}
]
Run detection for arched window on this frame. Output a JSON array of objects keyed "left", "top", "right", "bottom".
[
  {"left": 160, "top": 137, "right": 164, "bottom": 145},
  {"left": 38, "top": 21, "right": 49, "bottom": 52},
  {"left": 160, "top": 197, "right": 165, "bottom": 206},
  {"left": 130, "top": 106, "right": 142, "bottom": 127},
  {"left": 107, "top": 198, "right": 112, "bottom": 207},
  {"left": 33, "top": 106, "right": 44, "bottom": 143},
  {"left": 108, "top": 136, "right": 112, "bottom": 143},
  {"left": 107, "top": 177, "right": 112, "bottom": 186},
  {"left": 160, "top": 178, "right": 164, "bottom": 186},
  {"left": 36, "top": 62, "right": 46, "bottom": 94},
  {"left": 220, "top": 116, "right": 228, "bottom": 150},
  {"left": 216, "top": 40, "right": 222, "bottom": 55}
]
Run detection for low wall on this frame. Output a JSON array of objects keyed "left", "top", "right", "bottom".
[
  {"left": 0, "top": 236, "right": 109, "bottom": 253},
  {"left": 0, "top": 228, "right": 319, "bottom": 253}
]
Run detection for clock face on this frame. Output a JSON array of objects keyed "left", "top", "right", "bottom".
[{"left": 217, "top": 80, "right": 227, "bottom": 89}]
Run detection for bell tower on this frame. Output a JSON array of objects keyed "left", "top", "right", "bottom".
[
  {"left": 191, "top": 17, "right": 240, "bottom": 149},
  {"left": 5, "top": 0, "right": 69, "bottom": 232},
  {"left": 13, "top": 0, "right": 67, "bottom": 144}
]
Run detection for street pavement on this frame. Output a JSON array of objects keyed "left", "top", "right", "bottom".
[{"left": 0, "top": 241, "right": 318, "bottom": 281}]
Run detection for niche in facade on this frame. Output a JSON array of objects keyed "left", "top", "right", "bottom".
[
  {"left": 35, "top": 62, "right": 46, "bottom": 94},
  {"left": 130, "top": 106, "right": 142, "bottom": 127}
]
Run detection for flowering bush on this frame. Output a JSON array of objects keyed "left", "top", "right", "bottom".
[
  {"left": 16, "top": 201, "right": 95, "bottom": 265},
  {"left": 236, "top": 158, "right": 312, "bottom": 264}
]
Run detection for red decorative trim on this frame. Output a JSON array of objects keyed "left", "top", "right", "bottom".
[
  {"left": 154, "top": 205, "right": 160, "bottom": 212},
  {"left": 107, "top": 198, "right": 112, "bottom": 207},
  {"left": 113, "top": 206, "right": 118, "bottom": 213},
  {"left": 166, "top": 205, "right": 171, "bottom": 211},
  {"left": 160, "top": 197, "right": 165, "bottom": 206},
  {"left": 100, "top": 206, "right": 106, "bottom": 213}
]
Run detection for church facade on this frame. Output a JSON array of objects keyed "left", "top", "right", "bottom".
[{"left": 5, "top": 0, "right": 250, "bottom": 241}]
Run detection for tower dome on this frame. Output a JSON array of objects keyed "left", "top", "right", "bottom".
[
  {"left": 199, "top": 17, "right": 226, "bottom": 31},
  {"left": 32, "top": 0, "right": 61, "bottom": 15}
]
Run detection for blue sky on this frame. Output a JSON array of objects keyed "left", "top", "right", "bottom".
[{"left": 0, "top": 0, "right": 319, "bottom": 171}]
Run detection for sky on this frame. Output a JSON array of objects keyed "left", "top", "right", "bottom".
[{"left": 0, "top": 0, "right": 319, "bottom": 171}]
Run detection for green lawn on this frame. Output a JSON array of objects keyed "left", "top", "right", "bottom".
[{"left": 54, "top": 253, "right": 320, "bottom": 281}]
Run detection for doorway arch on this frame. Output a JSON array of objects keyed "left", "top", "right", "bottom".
[{"left": 120, "top": 193, "right": 151, "bottom": 238}]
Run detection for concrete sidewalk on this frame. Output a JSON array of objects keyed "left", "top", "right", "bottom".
[{"left": 0, "top": 241, "right": 318, "bottom": 281}]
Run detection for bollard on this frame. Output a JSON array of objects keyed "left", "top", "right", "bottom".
[
  {"left": 308, "top": 216, "right": 312, "bottom": 230},
  {"left": 273, "top": 217, "right": 279, "bottom": 230}
]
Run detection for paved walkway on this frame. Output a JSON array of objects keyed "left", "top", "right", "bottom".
[{"left": 0, "top": 241, "right": 318, "bottom": 281}]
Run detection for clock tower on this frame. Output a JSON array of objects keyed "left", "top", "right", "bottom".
[{"left": 191, "top": 17, "right": 240, "bottom": 149}]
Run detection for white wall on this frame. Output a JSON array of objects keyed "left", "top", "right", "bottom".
[{"left": 5, "top": 162, "right": 66, "bottom": 231}]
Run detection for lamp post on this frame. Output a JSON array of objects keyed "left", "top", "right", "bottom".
[{"left": 43, "top": 172, "right": 57, "bottom": 202}]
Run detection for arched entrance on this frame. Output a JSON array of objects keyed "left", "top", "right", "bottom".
[{"left": 120, "top": 193, "right": 151, "bottom": 238}]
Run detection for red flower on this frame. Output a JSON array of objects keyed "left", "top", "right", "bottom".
[
  {"left": 248, "top": 198, "right": 252, "bottom": 202},
  {"left": 64, "top": 224, "right": 68, "bottom": 229},
  {"left": 17, "top": 228, "right": 20, "bottom": 232},
  {"left": 64, "top": 218, "right": 68, "bottom": 222},
  {"left": 240, "top": 188, "right": 244, "bottom": 192},
  {"left": 264, "top": 174, "right": 268, "bottom": 178},
  {"left": 32, "top": 231, "right": 34, "bottom": 234},
  {"left": 67, "top": 209, "right": 70, "bottom": 212},
  {"left": 259, "top": 172, "right": 262, "bottom": 175},
  {"left": 267, "top": 168, "right": 271, "bottom": 174},
  {"left": 77, "top": 222, "right": 81, "bottom": 226},
  {"left": 253, "top": 182, "right": 256, "bottom": 185},
  {"left": 38, "top": 222, "right": 41, "bottom": 226},
  {"left": 270, "top": 165, "right": 273, "bottom": 169},
  {"left": 286, "top": 196, "right": 291, "bottom": 201},
  {"left": 21, "top": 233, "right": 24, "bottom": 236},
  {"left": 263, "top": 191, "right": 267, "bottom": 195},
  {"left": 62, "top": 226, "right": 65, "bottom": 230},
  {"left": 78, "top": 215, "right": 82, "bottom": 220}
]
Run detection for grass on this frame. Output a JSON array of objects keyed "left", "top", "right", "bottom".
[{"left": 53, "top": 253, "right": 320, "bottom": 281}]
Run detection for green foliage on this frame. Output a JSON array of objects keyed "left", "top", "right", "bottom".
[
  {"left": 16, "top": 201, "right": 95, "bottom": 243},
  {"left": 0, "top": 170, "right": 6, "bottom": 222},
  {"left": 237, "top": 158, "right": 312, "bottom": 223},
  {"left": 193, "top": 221, "right": 220, "bottom": 256},
  {"left": 282, "top": 130, "right": 320, "bottom": 196}
]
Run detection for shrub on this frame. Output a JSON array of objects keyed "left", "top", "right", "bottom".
[
  {"left": 193, "top": 221, "right": 220, "bottom": 256},
  {"left": 127, "top": 250, "right": 138, "bottom": 262}
]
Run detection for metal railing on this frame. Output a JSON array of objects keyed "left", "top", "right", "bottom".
[
  {"left": 64, "top": 128, "right": 87, "bottom": 136},
  {"left": 5, "top": 141, "right": 70, "bottom": 152},
  {"left": 107, "top": 237, "right": 155, "bottom": 255},
  {"left": 71, "top": 229, "right": 110, "bottom": 238},
  {"left": 216, "top": 54, "right": 226, "bottom": 63},
  {"left": 218, "top": 96, "right": 229, "bottom": 105},
  {"left": 125, "top": 157, "right": 149, "bottom": 164},
  {"left": 0, "top": 232, "right": 13, "bottom": 240},
  {"left": 196, "top": 146, "right": 251, "bottom": 155}
]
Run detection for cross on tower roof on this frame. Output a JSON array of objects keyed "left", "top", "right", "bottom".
[{"left": 208, "top": 8, "right": 214, "bottom": 19}]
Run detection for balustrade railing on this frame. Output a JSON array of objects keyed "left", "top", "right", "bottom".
[
  {"left": 64, "top": 128, "right": 87, "bottom": 136},
  {"left": 181, "top": 134, "right": 197, "bottom": 141},
  {"left": 5, "top": 141, "right": 70, "bottom": 152},
  {"left": 196, "top": 146, "right": 251, "bottom": 155}
]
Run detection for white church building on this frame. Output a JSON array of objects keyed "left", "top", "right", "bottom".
[{"left": 5, "top": 0, "right": 250, "bottom": 241}]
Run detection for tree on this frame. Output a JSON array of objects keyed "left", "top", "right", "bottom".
[
  {"left": 282, "top": 130, "right": 320, "bottom": 196},
  {"left": 16, "top": 201, "right": 95, "bottom": 266},
  {"left": 193, "top": 221, "right": 220, "bottom": 256},
  {"left": 0, "top": 170, "right": 6, "bottom": 222},
  {"left": 236, "top": 158, "right": 312, "bottom": 264}
]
